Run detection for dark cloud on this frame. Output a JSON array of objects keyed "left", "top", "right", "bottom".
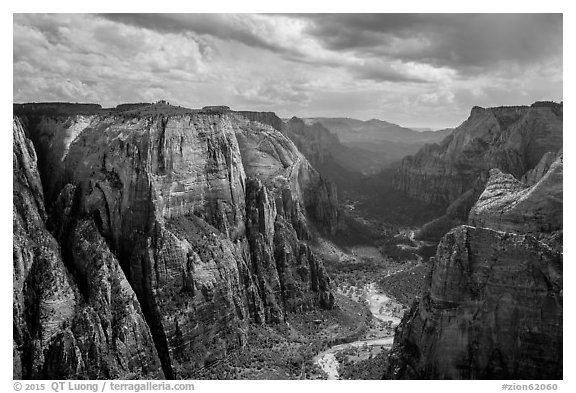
[
  {"left": 300, "top": 14, "right": 562, "bottom": 73},
  {"left": 99, "top": 13, "right": 291, "bottom": 55},
  {"left": 99, "top": 13, "right": 562, "bottom": 79},
  {"left": 13, "top": 13, "right": 563, "bottom": 129}
]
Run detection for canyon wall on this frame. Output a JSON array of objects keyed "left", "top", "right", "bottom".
[
  {"left": 236, "top": 111, "right": 366, "bottom": 190},
  {"left": 469, "top": 154, "right": 562, "bottom": 241},
  {"left": 13, "top": 105, "right": 338, "bottom": 379},
  {"left": 394, "top": 102, "right": 562, "bottom": 242},
  {"left": 388, "top": 152, "right": 563, "bottom": 379},
  {"left": 13, "top": 117, "right": 163, "bottom": 379},
  {"left": 394, "top": 102, "right": 562, "bottom": 208}
]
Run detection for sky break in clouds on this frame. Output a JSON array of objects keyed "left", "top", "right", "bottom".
[{"left": 13, "top": 13, "right": 562, "bottom": 129}]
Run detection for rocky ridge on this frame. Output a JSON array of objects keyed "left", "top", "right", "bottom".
[
  {"left": 237, "top": 111, "right": 372, "bottom": 184},
  {"left": 306, "top": 117, "right": 453, "bottom": 171},
  {"left": 388, "top": 148, "right": 563, "bottom": 379},
  {"left": 394, "top": 102, "right": 562, "bottom": 207},
  {"left": 469, "top": 153, "right": 562, "bottom": 239},
  {"left": 13, "top": 117, "right": 163, "bottom": 379},
  {"left": 13, "top": 103, "right": 338, "bottom": 379},
  {"left": 394, "top": 102, "right": 562, "bottom": 242}
]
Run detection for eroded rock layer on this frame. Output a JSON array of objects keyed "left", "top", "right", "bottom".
[
  {"left": 394, "top": 102, "right": 562, "bottom": 208},
  {"left": 388, "top": 226, "right": 562, "bottom": 379},
  {"left": 388, "top": 153, "right": 563, "bottom": 380},
  {"left": 469, "top": 154, "right": 562, "bottom": 237},
  {"left": 13, "top": 105, "right": 337, "bottom": 379},
  {"left": 13, "top": 118, "right": 163, "bottom": 379}
]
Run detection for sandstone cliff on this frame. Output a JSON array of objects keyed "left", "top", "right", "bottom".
[
  {"left": 14, "top": 103, "right": 337, "bottom": 379},
  {"left": 13, "top": 117, "right": 163, "bottom": 379},
  {"left": 236, "top": 112, "right": 369, "bottom": 192},
  {"left": 388, "top": 153, "right": 563, "bottom": 379},
  {"left": 388, "top": 226, "right": 562, "bottom": 379},
  {"left": 395, "top": 102, "right": 562, "bottom": 207},
  {"left": 469, "top": 154, "right": 562, "bottom": 239}
]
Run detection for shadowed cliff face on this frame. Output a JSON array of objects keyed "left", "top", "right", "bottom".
[
  {"left": 236, "top": 112, "right": 373, "bottom": 195},
  {"left": 388, "top": 226, "right": 562, "bottom": 379},
  {"left": 234, "top": 114, "right": 340, "bottom": 237},
  {"left": 388, "top": 154, "right": 563, "bottom": 380},
  {"left": 13, "top": 118, "right": 164, "bottom": 379},
  {"left": 395, "top": 102, "right": 562, "bottom": 208},
  {"left": 14, "top": 106, "right": 337, "bottom": 379},
  {"left": 395, "top": 102, "right": 562, "bottom": 243}
]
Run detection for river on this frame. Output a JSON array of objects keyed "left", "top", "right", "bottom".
[{"left": 313, "top": 283, "right": 404, "bottom": 379}]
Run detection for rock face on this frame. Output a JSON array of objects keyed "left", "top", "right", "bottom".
[
  {"left": 13, "top": 104, "right": 337, "bottom": 379},
  {"left": 13, "top": 118, "right": 163, "bottom": 379},
  {"left": 388, "top": 153, "right": 563, "bottom": 380},
  {"left": 469, "top": 154, "right": 562, "bottom": 237},
  {"left": 388, "top": 226, "right": 562, "bottom": 379},
  {"left": 282, "top": 117, "right": 341, "bottom": 168},
  {"left": 395, "top": 102, "right": 562, "bottom": 207},
  {"left": 234, "top": 115, "right": 340, "bottom": 236},
  {"left": 521, "top": 150, "right": 562, "bottom": 186},
  {"left": 236, "top": 111, "right": 284, "bottom": 132},
  {"left": 236, "top": 112, "right": 368, "bottom": 192}
]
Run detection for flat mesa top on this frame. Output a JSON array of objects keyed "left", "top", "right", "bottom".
[{"left": 12, "top": 102, "right": 215, "bottom": 118}]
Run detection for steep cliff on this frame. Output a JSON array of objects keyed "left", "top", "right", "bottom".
[
  {"left": 521, "top": 150, "right": 562, "bottom": 186},
  {"left": 234, "top": 114, "right": 340, "bottom": 237},
  {"left": 388, "top": 153, "right": 563, "bottom": 380},
  {"left": 236, "top": 112, "right": 370, "bottom": 191},
  {"left": 14, "top": 103, "right": 337, "bottom": 379},
  {"left": 283, "top": 117, "right": 340, "bottom": 167},
  {"left": 469, "top": 154, "right": 562, "bottom": 238},
  {"left": 395, "top": 102, "right": 562, "bottom": 207},
  {"left": 388, "top": 226, "right": 562, "bottom": 379},
  {"left": 13, "top": 117, "right": 163, "bottom": 379},
  {"left": 236, "top": 111, "right": 284, "bottom": 132}
]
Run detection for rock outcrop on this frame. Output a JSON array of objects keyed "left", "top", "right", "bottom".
[
  {"left": 234, "top": 115, "right": 340, "bottom": 236},
  {"left": 388, "top": 226, "right": 562, "bottom": 379},
  {"left": 395, "top": 102, "right": 562, "bottom": 207},
  {"left": 13, "top": 103, "right": 338, "bottom": 379},
  {"left": 469, "top": 154, "right": 562, "bottom": 237},
  {"left": 13, "top": 118, "right": 163, "bottom": 379},
  {"left": 521, "top": 150, "right": 562, "bottom": 186},
  {"left": 236, "top": 111, "right": 284, "bottom": 132},
  {"left": 388, "top": 151, "right": 563, "bottom": 380},
  {"left": 236, "top": 112, "right": 367, "bottom": 193}
]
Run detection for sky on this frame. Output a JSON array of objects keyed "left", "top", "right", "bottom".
[{"left": 13, "top": 13, "right": 563, "bottom": 129}]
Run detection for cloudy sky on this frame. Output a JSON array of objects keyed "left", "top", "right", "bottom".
[{"left": 13, "top": 13, "right": 562, "bottom": 128}]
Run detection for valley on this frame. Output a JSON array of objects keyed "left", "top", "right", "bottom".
[
  {"left": 180, "top": 202, "right": 434, "bottom": 380},
  {"left": 185, "top": 196, "right": 435, "bottom": 380},
  {"left": 12, "top": 100, "right": 563, "bottom": 380},
  {"left": 12, "top": 13, "right": 564, "bottom": 383}
]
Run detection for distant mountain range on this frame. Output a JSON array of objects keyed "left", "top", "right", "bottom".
[
  {"left": 304, "top": 117, "right": 451, "bottom": 144},
  {"left": 394, "top": 101, "right": 563, "bottom": 242},
  {"left": 304, "top": 117, "right": 453, "bottom": 171},
  {"left": 389, "top": 102, "right": 563, "bottom": 380}
]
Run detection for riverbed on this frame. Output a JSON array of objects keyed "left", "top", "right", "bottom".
[{"left": 313, "top": 283, "right": 405, "bottom": 379}]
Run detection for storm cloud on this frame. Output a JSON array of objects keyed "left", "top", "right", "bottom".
[
  {"left": 13, "top": 13, "right": 562, "bottom": 128},
  {"left": 301, "top": 14, "right": 562, "bottom": 73}
]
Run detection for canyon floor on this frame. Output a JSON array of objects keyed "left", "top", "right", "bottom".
[{"left": 190, "top": 204, "right": 434, "bottom": 380}]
